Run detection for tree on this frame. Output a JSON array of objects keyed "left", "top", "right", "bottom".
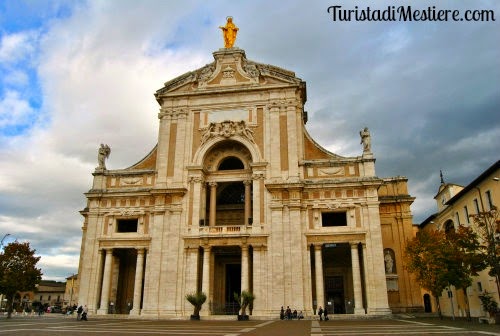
[
  {"left": 404, "top": 230, "right": 452, "bottom": 318},
  {"left": 470, "top": 206, "right": 500, "bottom": 295},
  {"left": 234, "top": 290, "right": 255, "bottom": 319},
  {"left": 447, "top": 226, "right": 487, "bottom": 321},
  {"left": 185, "top": 291, "right": 207, "bottom": 320},
  {"left": 0, "top": 241, "right": 43, "bottom": 318},
  {"left": 478, "top": 291, "right": 499, "bottom": 317}
]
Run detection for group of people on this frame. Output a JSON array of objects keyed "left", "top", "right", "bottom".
[
  {"left": 317, "top": 306, "right": 329, "bottom": 321},
  {"left": 279, "top": 306, "right": 304, "bottom": 320},
  {"left": 279, "top": 305, "right": 331, "bottom": 321},
  {"left": 75, "top": 305, "right": 88, "bottom": 321}
]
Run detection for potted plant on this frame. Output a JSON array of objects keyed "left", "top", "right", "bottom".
[
  {"left": 185, "top": 291, "right": 207, "bottom": 320},
  {"left": 478, "top": 291, "right": 498, "bottom": 322},
  {"left": 234, "top": 290, "right": 255, "bottom": 321}
]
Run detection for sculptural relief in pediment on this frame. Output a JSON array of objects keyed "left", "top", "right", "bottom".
[{"left": 200, "top": 120, "right": 255, "bottom": 145}]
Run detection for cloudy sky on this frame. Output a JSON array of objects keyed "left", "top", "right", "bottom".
[{"left": 0, "top": 0, "right": 499, "bottom": 281}]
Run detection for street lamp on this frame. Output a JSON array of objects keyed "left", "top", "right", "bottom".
[{"left": 0, "top": 233, "right": 10, "bottom": 248}]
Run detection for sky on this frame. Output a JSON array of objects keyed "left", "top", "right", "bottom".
[{"left": 0, "top": 0, "right": 499, "bottom": 281}]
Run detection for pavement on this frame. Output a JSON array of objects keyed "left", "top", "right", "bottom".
[{"left": 0, "top": 314, "right": 499, "bottom": 335}]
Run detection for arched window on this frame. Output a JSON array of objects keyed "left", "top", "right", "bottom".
[
  {"left": 218, "top": 156, "right": 244, "bottom": 170},
  {"left": 444, "top": 220, "right": 455, "bottom": 236}
]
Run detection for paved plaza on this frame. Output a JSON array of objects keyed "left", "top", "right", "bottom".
[{"left": 0, "top": 316, "right": 499, "bottom": 336}]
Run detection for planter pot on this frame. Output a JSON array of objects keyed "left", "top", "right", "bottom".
[
  {"left": 190, "top": 314, "right": 200, "bottom": 320},
  {"left": 237, "top": 314, "right": 249, "bottom": 321}
]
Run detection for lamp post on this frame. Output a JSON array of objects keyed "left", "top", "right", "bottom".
[{"left": 0, "top": 233, "right": 10, "bottom": 248}]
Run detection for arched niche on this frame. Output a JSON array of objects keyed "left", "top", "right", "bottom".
[
  {"left": 193, "top": 135, "right": 262, "bottom": 168},
  {"left": 203, "top": 140, "right": 252, "bottom": 172}
]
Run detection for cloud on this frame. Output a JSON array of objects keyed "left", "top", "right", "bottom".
[
  {"left": 0, "top": 31, "right": 37, "bottom": 63},
  {"left": 0, "top": 90, "right": 36, "bottom": 133},
  {"left": 0, "top": 0, "right": 499, "bottom": 281}
]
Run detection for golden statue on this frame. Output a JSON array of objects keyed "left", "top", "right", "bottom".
[{"left": 219, "top": 17, "right": 239, "bottom": 48}]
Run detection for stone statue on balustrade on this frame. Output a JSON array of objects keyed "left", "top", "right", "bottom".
[{"left": 97, "top": 144, "right": 111, "bottom": 170}]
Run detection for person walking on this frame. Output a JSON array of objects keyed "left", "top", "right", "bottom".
[
  {"left": 76, "top": 305, "right": 83, "bottom": 321},
  {"left": 81, "top": 305, "right": 88, "bottom": 321},
  {"left": 323, "top": 306, "right": 329, "bottom": 321},
  {"left": 318, "top": 306, "right": 323, "bottom": 321}
]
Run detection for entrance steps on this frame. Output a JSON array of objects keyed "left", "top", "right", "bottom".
[{"left": 91, "top": 313, "right": 431, "bottom": 321}]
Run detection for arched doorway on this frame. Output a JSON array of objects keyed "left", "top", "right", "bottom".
[{"left": 423, "top": 294, "right": 432, "bottom": 312}]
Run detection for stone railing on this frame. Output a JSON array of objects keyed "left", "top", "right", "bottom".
[{"left": 188, "top": 225, "right": 263, "bottom": 235}]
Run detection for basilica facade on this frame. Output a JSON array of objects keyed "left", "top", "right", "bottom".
[{"left": 77, "top": 46, "right": 422, "bottom": 318}]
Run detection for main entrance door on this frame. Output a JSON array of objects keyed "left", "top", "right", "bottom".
[
  {"left": 325, "top": 276, "right": 345, "bottom": 314},
  {"left": 321, "top": 243, "right": 355, "bottom": 314},
  {"left": 212, "top": 246, "right": 241, "bottom": 315}
]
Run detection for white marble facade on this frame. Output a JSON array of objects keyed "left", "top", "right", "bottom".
[{"left": 77, "top": 48, "right": 421, "bottom": 318}]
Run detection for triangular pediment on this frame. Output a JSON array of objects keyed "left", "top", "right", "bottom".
[{"left": 155, "top": 48, "right": 303, "bottom": 99}]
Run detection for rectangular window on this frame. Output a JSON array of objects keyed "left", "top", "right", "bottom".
[
  {"left": 477, "top": 282, "right": 483, "bottom": 292},
  {"left": 464, "top": 206, "right": 470, "bottom": 224},
  {"left": 485, "top": 190, "right": 494, "bottom": 210},
  {"left": 48, "top": 295, "right": 51, "bottom": 301},
  {"left": 455, "top": 212, "right": 460, "bottom": 225},
  {"left": 473, "top": 198, "right": 480, "bottom": 214},
  {"left": 117, "top": 219, "right": 138, "bottom": 233},
  {"left": 40, "top": 295, "right": 43, "bottom": 301},
  {"left": 322, "top": 212, "right": 347, "bottom": 227}
]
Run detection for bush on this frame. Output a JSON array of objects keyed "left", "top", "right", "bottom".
[
  {"left": 478, "top": 292, "right": 498, "bottom": 316},
  {"left": 185, "top": 292, "right": 207, "bottom": 318}
]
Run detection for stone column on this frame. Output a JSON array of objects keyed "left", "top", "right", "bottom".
[
  {"left": 130, "top": 248, "right": 145, "bottom": 316},
  {"left": 201, "top": 246, "right": 211, "bottom": 315},
  {"left": 208, "top": 182, "right": 217, "bottom": 227},
  {"left": 351, "top": 243, "right": 365, "bottom": 314},
  {"left": 314, "top": 244, "right": 325, "bottom": 310},
  {"left": 97, "top": 249, "right": 113, "bottom": 314},
  {"left": 244, "top": 180, "right": 252, "bottom": 225},
  {"left": 241, "top": 245, "right": 249, "bottom": 292},
  {"left": 190, "top": 177, "right": 203, "bottom": 227},
  {"left": 251, "top": 245, "right": 264, "bottom": 315},
  {"left": 92, "top": 249, "right": 104, "bottom": 313}
]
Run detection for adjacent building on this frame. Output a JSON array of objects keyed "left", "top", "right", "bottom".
[
  {"left": 36, "top": 280, "right": 66, "bottom": 308},
  {"left": 420, "top": 160, "right": 499, "bottom": 317},
  {"left": 64, "top": 274, "right": 79, "bottom": 307},
  {"left": 77, "top": 44, "right": 422, "bottom": 317}
]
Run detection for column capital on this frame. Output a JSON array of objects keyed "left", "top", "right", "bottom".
[
  {"left": 243, "top": 180, "right": 252, "bottom": 186},
  {"left": 314, "top": 243, "right": 323, "bottom": 251},
  {"left": 136, "top": 248, "right": 145, "bottom": 255},
  {"left": 350, "top": 242, "right": 361, "bottom": 249},
  {"left": 208, "top": 181, "right": 218, "bottom": 188}
]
